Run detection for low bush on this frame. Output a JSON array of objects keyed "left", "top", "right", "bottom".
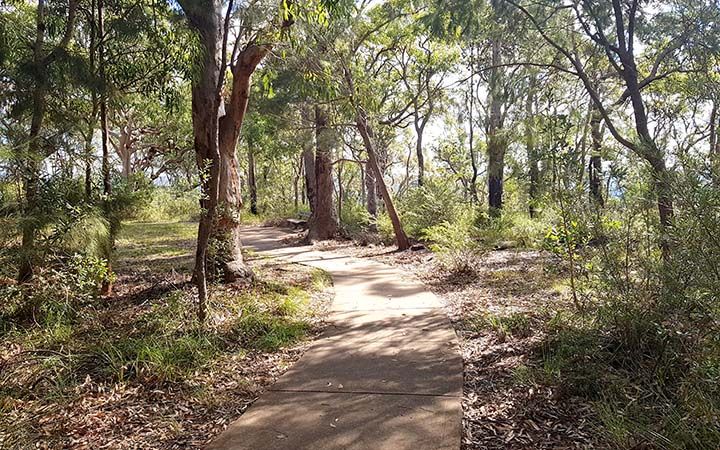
[
  {"left": 424, "top": 211, "right": 483, "bottom": 273},
  {"left": 522, "top": 170, "right": 720, "bottom": 449},
  {"left": 339, "top": 200, "right": 371, "bottom": 235},
  {"left": 129, "top": 186, "right": 199, "bottom": 223},
  {"left": 1, "top": 264, "right": 328, "bottom": 394},
  {"left": 398, "top": 181, "right": 463, "bottom": 238}
]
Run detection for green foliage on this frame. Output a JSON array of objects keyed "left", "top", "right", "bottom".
[
  {"left": 129, "top": 186, "right": 199, "bottom": 223},
  {"left": 0, "top": 253, "right": 110, "bottom": 333},
  {"left": 517, "top": 164, "right": 720, "bottom": 449},
  {"left": 339, "top": 200, "right": 371, "bottom": 235},
  {"left": 424, "top": 211, "right": 482, "bottom": 273},
  {"left": 472, "top": 311, "right": 533, "bottom": 341},
  {"left": 542, "top": 219, "right": 589, "bottom": 256},
  {"left": 77, "top": 278, "right": 315, "bottom": 384},
  {"left": 376, "top": 212, "right": 396, "bottom": 245},
  {"left": 399, "top": 181, "right": 462, "bottom": 238},
  {"left": 474, "top": 210, "right": 550, "bottom": 249}
]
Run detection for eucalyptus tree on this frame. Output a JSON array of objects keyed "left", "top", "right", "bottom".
[
  {"left": 339, "top": 1, "right": 412, "bottom": 250},
  {"left": 375, "top": 3, "right": 457, "bottom": 187},
  {"left": 3, "top": 0, "right": 80, "bottom": 282},
  {"left": 177, "top": 0, "right": 340, "bottom": 319},
  {"left": 507, "top": 0, "right": 719, "bottom": 256},
  {"left": 260, "top": 20, "right": 344, "bottom": 240},
  {"left": 108, "top": 92, "right": 194, "bottom": 182},
  {"left": 427, "top": 0, "right": 525, "bottom": 217},
  {"left": 483, "top": 0, "right": 514, "bottom": 217}
]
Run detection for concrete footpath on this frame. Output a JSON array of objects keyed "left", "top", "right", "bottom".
[{"left": 205, "top": 227, "right": 462, "bottom": 450}]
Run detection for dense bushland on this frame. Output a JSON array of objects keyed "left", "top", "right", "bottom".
[{"left": 2, "top": 0, "right": 719, "bottom": 447}]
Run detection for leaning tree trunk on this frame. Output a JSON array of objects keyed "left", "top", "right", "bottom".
[
  {"left": 588, "top": 104, "right": 604, "bottom": 207},
  {"left": 307, "top": 105, "right": 338, "bottom": 241},
  {"left": 213, "top": 44, "right": 269, "bottom": 281},
  {"left": 356, "top": 113, "right": 409, "bottom": 250},
  {"left": 624, "top": 67, "right": 674, "bottom": 259},
  {"left": 365, "top": 159, "right": 378, "bottom": 231}
]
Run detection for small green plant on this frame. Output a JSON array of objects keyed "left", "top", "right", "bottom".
[
  {"left": 471, "top": 312, "right": 533, "bottom": 341},
  {"left": 340, "top": 200, "right": 371, "bottom": 235},
  {"left": 398, "top": 181, "right": 462, "bottom": 238},
  {"left": 424, "top": 212, "right": 483, "bottom": 273},
  {"left": 129, "top": 186, "right": 200, "bottom": 223}
]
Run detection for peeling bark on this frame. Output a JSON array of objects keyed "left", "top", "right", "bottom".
[{"left": 211, "top": 43, "right": 270, "bottom": 281}]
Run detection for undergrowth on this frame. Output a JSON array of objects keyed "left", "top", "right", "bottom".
[{"left": 0, "top": 220, "right": 332, "bottom": 447}]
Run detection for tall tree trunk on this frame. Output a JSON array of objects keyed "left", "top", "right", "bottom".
[
  {"left": 526, "top": 74, "right": 539, "bottom": 218},
  {"left": 337, "top": 161, "right": 344, "bottom": 222},
  {"left": 120, "top": 150, "right": 131, "bottom": 179},
  {"left": 307, "top": 105, "right": 338, "bottom": 240},
  {"left": 293, "top": 154, "right": 302, "bottom": 211},
  {"left": 18, "top": 92, "right": 45, "bottom": 283},
  {"left": 85, "top": 5, "right": 97, "bottom": 201},
  {"left": 365, "top": 160, "right": 377, "bottom": 231},
  {"left": 179, "top": 0, "right": 224, "bottom": 322},
  {"left": 212, "top": 44, "right": 268, "bottom": 281},
  {"left": 98, "top": 0, "right": 114, "bottom": 295},
  {"left": 413, "top": 107, "right": 432, "bottom": 187},
  {"left": 710, "top": 100, "right": 719, "bottom": 185},
  {"left": 416, "top": 125, "right": 425, "bottom": 187},
  {"left": 111, "top": 123, "right": 134, "bottom": 179},
  {"left": 302, "top": 142, "right": 316, "bottom": 212},
  {"left": 356, "top": 112, "right": 409, "bottom": 250},
  {"left": 247, "top": 143, "right": 258, "bottom": 215},
  {"left": 84, "top": 130, "right": 94, "bottom": 199},
  {"left": 468, "top": 82, "right": 479, "bottom": 204},
  {"left": 624, "top": 63, "right": 674, "bottom": 257},
  {"left": 486, "top": 35, "right": 506, "bottom": 218},
  {"left": 589, "top": 104, "right": 604, "bottom": 207},
  {"left": 18, "top": 0, "right": 78, "bottom": 282}
]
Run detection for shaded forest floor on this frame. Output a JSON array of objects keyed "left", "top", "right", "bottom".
[
  {"left": 309, "top": 237, "right": 603, "bottom": 449},
  {"left": 0, "top": 222, "right": 333, "bottom": 449}
]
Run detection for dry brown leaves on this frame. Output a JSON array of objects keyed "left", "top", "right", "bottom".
[{"left": 1, "top": 253, "right": 333, "bottom": 449}]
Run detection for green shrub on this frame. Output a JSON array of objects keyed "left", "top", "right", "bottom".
[
  {"left": 424, "top": 211, "right": 483, "bottom": 273},
  {"left": 472, "top": 312, "right": 534, "bottom": 341},
  {"left": 376, "top": 212, "right": 396, "bottom": 245},
  {"left": 129, "top": 186, "right": 199, "bottom": 222},
  {"left": 340, "top": 200, "right": 371, "bottom": 235},
  {"left": 399, "top": 181, "right": 463, "bottom": 238}
]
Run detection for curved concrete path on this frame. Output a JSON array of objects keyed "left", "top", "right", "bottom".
[{"left": 206, "top": 227, "right": 462, "bottom": 450}]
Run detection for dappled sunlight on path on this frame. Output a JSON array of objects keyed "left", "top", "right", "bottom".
[{"left": 205, "top": 227, "right": 462, "bottom": 450}]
